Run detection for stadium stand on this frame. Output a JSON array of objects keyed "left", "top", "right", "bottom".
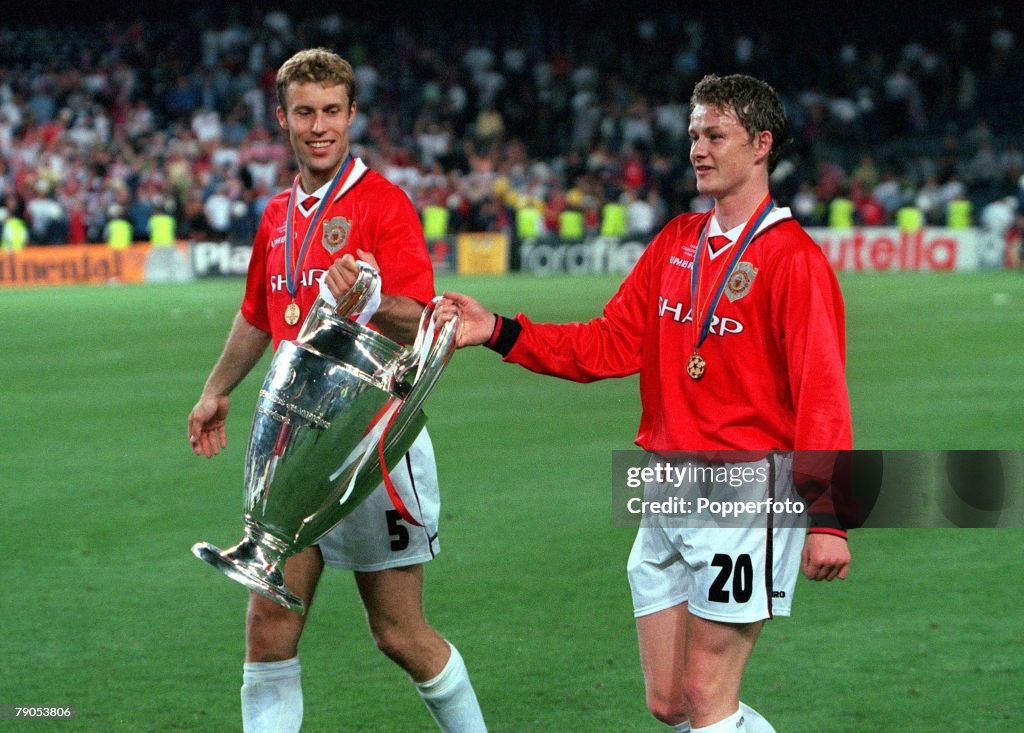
[{"left": 1, "top": 3, "right": 1022, "bottom": 253}]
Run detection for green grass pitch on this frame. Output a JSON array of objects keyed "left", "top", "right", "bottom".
[{"left": 1, "top": 271, "right": 1022, "bottom": 731}]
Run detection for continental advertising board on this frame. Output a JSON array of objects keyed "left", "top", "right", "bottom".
[{"left": 0, "top": 245, "right": 192, "bottom": 287}]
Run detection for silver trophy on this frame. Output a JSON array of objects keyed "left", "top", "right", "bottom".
[{"left": 192, "top": 263, "right": 458, "bottom": 613}]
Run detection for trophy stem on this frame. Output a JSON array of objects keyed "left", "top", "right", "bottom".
[{"left": 191, "top": 523, "right": 305, "bottom": 614}]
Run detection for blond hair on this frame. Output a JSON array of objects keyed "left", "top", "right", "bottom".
[{"left": 276, "top": 48, "right": 356, "bottom": 111}]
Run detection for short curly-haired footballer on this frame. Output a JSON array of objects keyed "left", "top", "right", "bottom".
[
  {"left": 440, "top": 70, "right": 851, "bottom": 732},
  {"left": 690, "top": 73, "right": 791, "bottom": 174}
]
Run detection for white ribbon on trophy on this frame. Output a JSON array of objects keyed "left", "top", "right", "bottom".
[{"left": 316, "top": 267, "right": 433, "bottom": 515}]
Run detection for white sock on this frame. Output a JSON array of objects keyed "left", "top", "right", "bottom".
[
  {"left": 414, "top": 643, "right": 487, "bottom": 732},
  {"left": 670, "top": 721, "right": 692, "bottom": 732},
  {"left": 740, "top": 702, "right": 776, "bottom": 733},
  {"left": 692, "top": 707, "right": 745, "bottom": 733},
  {"left": 241, "top": 657, "right": 303, "bottom": 733}
]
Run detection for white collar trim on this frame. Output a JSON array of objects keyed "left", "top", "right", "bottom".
[
  {"left": 706, "top": 206, "right": 793, "bottom": 260},
  {"left": 296, "top": 158, "right": 369, "bottom": 213}
]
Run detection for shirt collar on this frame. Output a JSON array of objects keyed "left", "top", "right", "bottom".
[
  {"left": 706, "top": 216, "right": 744, "bottom": 259},
  {"left": 296, "top": 180, "right": 330, "bottom": 215}
]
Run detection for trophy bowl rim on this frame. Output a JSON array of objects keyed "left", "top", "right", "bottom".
[
  {"left": 301, "top": 307, "right": 412, "bottom": 366},
  {"left": 315, "top": 309, "right": 403, "bottom": 350}
]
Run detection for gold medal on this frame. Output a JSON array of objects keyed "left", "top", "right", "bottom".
[
  {"left": 282, "top": 155, "right": 354, "bottom": 329},
  {"left": 688, "top": 194, "right": 773, "bottom": 384},
  {"left": 687, "top": 352, "right": 706, "bottom": 380}
]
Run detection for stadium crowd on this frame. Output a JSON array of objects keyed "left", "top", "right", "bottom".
[{"left": 1, "top": 4, "right": 1023, "bottom": 263}]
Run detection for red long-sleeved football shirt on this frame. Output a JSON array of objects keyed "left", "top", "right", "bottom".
[{"left": 500, "top": 209, "right": 852, "bottom": 453}]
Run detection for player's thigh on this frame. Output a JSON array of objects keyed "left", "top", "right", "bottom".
[
  {"left": 354, "top": 564, "right": 428, "bottom": 629},
  {"left": 636, "top": 601, "right": 690, "bottom": 707},
  {"left": 317, "top": 429, "right": 441, "bottom": 571},
  {"left": 627, "top": 525, "right": 691, "bottom": 617}
]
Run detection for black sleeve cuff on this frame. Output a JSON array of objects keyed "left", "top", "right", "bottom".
[
  {"left": 485, "top": 314, "right": 521, "bottom": 356},
  {"left": 808, "top": 525, "right": 849, "bottom": 540},
  {"left": 808, "top": 512, "right": 849, "bottom": 537}
]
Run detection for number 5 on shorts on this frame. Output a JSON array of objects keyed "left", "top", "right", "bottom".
[{"left": 386, "top": 509, "right": 410, "bottom": 551}]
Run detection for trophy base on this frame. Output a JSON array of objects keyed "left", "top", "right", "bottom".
[{"left": 191, "top": 540, "right": 305, "bottom": 614}]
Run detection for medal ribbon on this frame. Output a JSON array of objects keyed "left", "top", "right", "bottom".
[
  {"left": 690, "top": 193, "right": 774, "bottom": 350},
  {"left": 283, "top": 154, "right": 354, "bottom": 302}
]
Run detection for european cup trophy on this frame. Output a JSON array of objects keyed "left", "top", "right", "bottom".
[{"left": 191, "top": 263, "right": 458, "bottom": 613}]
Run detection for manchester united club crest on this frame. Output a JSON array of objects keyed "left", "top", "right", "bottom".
[
  {"left": 724, "top": 261, "right": 757, "bottom": 302},
  {"left": 322, "top": 216, "right": 352, "bottom": 254}
]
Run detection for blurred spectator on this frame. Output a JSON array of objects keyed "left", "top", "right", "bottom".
[
  {"left": 203, "top": 184, "right": 232, "bottom": 238},
  {"left": 915, "top": 175, "right": 945, "bottom": 225},
  {"left": 873, "top": 170, "right": 906, "bottom": 219},
  {"left": 979, "top": 195, "right": 1018, "bottom": 266},
  {"left": 1, "top": 206, "right": 28, "bottom": 250},
  {"left": 852, "top": 182, "right": 886, "bottom": 226},
  {"left": 624, "top": 189, "right": 657, "bottom": 238},
  {"left": 558, "top": 201, "right": 585, "bottom": 242},
  {"left": 26, "top": 180, "right": 66, "bottom": 244},
  {"left": 147, "top": 200, "right": 177, "bottom": 246},
  {"left": 600, "top": 197, "right": 627, "bottom": 238},
  {"left": 225, "top": 199, "right": 255, "bottom": 245},
  {"left": 180, "top": 190, "right": 214, "bottom": 242},
  {"left": 104, "top": 205, "right": 133, "bottom": 248},
  {"left": 619, "top": 146, "right": 650, "bottom": 192},
  {"left": 790, "top": 183, "right": 821, "bottom": 226},
  {"left": 850, "top": 154, "right": 880, "bottom": 190},
  {"left": 828, "top": 189, "right": 855, "bottom": 229}
]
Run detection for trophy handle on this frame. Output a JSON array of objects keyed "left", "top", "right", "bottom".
[
  {"left": 362, "top": 298, "right": 456, "bottom": 527},
  {"left": 334, "top": 260, "right": 380, "bottom": 319},
  {"left": 405, "top": 297, "right": 440, "bottom": 381},
  {"left": 297, "top": 261, "right": 381, "bottom": 341},
  {"left": 391, "top": 297, "right": 458, "bottom": 429}
]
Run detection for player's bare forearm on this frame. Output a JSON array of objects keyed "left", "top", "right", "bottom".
[
  {"left": 188, "top": 312, "right": 270, "bottom": 458},
  {"left": 201, "top": 311, "right": 271, "bottom": 398},
  {"left": 368, "top": 294, "right": 428, "bottom": 345}
]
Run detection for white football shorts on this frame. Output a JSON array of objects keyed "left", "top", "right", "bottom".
[
  {"left": 627, "top": 452, "right": 806, "bottom": 623},
  {"left": 316, "top": 428, "right": 441, "bottom": 571}
]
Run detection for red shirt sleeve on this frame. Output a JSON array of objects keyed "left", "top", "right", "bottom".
[
  {"left": 503, "top": 234, "right": 656, "bottom": 382},
  {"left": 240, "top": 208, "right": 273, "bottom": 333},
  {"left": 770, "top": 239, "right": 852, "bottom": 450},
  {"left": 359, "top": 184, "right": 435, "bottom": 305}
]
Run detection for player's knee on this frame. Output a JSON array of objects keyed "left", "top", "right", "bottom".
[
  {"left": 245, "top": 602, "right": 302, "bottom": 662},
  {"left": 679, "top": 674, "right": 717, "bottom": 721},
  {"left": 647, "top": 696, "right": 688, "bottom": 724},
  {"left": 369, "top": 622, "right": 414, "bottom": 666},
  {"left": 645, "top": 692, "right": 688, "bottom": 726}
]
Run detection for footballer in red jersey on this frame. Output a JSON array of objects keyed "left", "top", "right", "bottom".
[
  {"left": 188, "top": 48, "right": 486, "bottom": 733},
  {"left": 440, "top": 74, "right": 851, "bottom": 732}
]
